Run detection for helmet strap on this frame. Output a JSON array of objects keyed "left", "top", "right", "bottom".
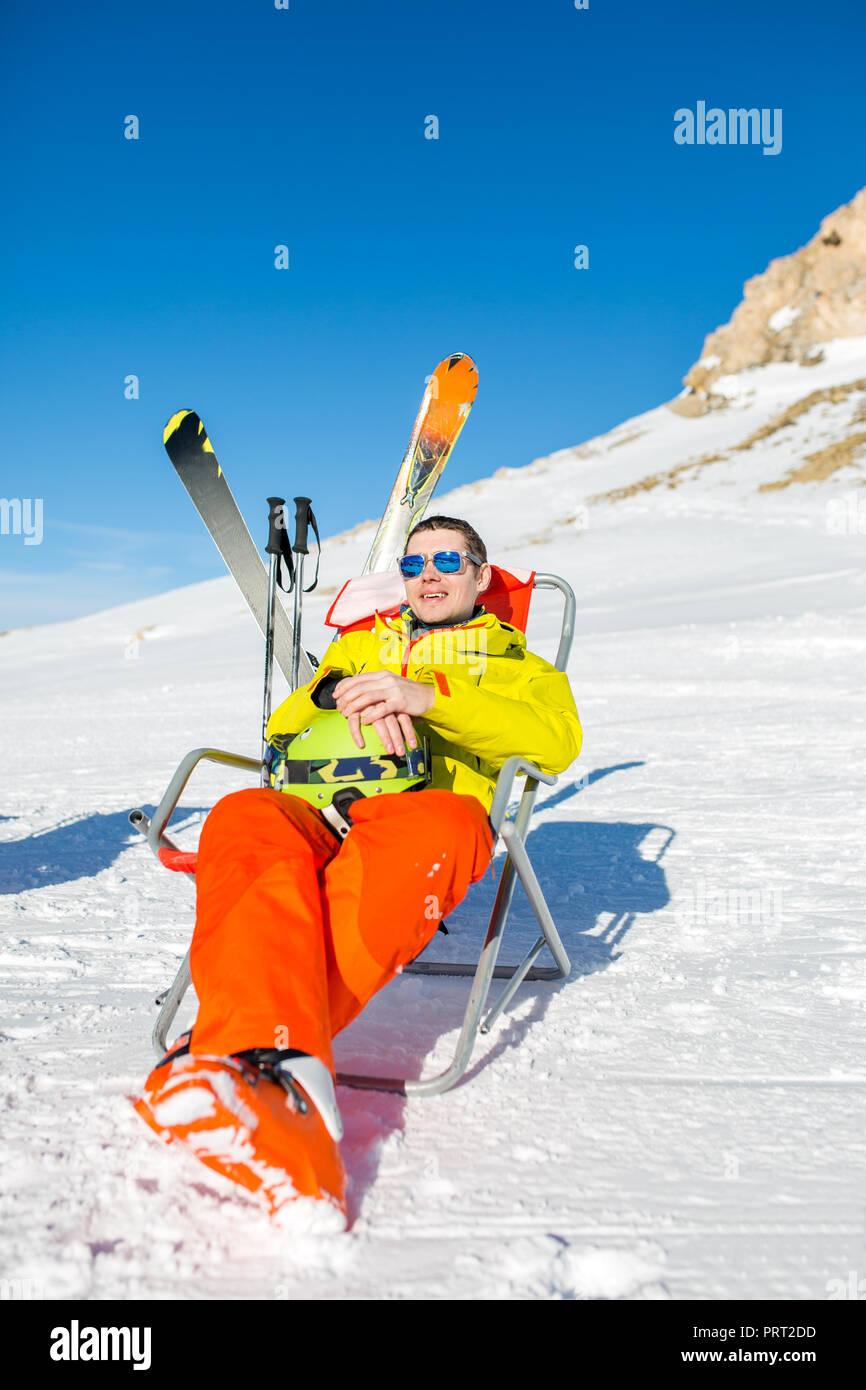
[{"left": 319, "top": 787, "right": 364, "bottom": 841}]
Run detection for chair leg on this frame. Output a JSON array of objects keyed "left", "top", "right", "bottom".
[
  {"left": 337, "top": 808, "right": 569, "bottom": 1096},
  {"left": 152, "top": 951, "right": 192, "bottom": 1060},
  {"left": 337, "top": 849, "right": 520, "bottom": 1095}
]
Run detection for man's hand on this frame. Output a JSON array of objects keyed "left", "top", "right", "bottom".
[{"left": 333, "top": 672, "right": 435, "bottom": 755}]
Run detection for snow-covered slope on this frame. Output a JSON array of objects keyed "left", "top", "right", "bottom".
[{"left": 2, "top": 336, "right": 865, "bottom": 1301}]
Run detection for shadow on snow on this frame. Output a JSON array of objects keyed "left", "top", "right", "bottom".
[
  {"left": 0, "top": 808, "right": 209, "bottom": 894},
  {"left": 335, "top": 761, "right": 676, "bottom": 1221}
]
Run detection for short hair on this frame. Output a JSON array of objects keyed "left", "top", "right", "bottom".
[{"left": 405, "top": 515, "right": 488, "bottom": 563}]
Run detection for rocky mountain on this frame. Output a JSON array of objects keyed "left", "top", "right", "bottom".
[
  {"left": 674, "top": 186, "right": 866, "bottom": 415},
  {"left": 472, "top": 188, "right": 866, "bottom": 516}
]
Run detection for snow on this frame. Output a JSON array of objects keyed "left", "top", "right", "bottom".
[
  {"left": 768, "top": 304, "right": 802, "bottom": 333},
  {"left": 2, "top": 338, "right": 866, "bottom": 1300},
  {"left": 151, "top": 1088, "right": 216, "bottom": 1127}
]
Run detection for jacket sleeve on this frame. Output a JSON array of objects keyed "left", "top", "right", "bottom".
[
  {"left": 265, "top": 633, "right": 367, "bottom": 740},
  {"left": 418, "top": 657, "right": 582, "bottom": 777}
]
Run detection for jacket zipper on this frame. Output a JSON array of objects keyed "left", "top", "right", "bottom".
[{"left": 397, "top": 616, "right": 490, "bottom": 677}]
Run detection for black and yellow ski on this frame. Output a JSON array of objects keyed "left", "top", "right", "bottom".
[{"left": 163, "top": 410, "right": 315, "bottom": 686}]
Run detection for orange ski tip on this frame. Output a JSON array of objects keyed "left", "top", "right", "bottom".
[
  {"left": 436, "top": 351, "right": 478, "bottom": 395},
  {"left": 439, "top": 350, "right": 475, "bottom": 371}
]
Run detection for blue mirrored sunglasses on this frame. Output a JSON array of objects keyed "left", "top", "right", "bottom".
[{"left": 398, "top": 550, "right": 483, "bottom": 578}]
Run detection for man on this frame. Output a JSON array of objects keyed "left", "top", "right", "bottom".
[{"left": 134, "top": 517, "right": 582, "bottom": 1228}]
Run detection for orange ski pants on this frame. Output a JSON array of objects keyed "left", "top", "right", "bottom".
[{"left": 189, "top": 787, "right": 494, "bottom": 1075}]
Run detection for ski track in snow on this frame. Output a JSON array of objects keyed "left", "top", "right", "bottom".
[{"left": 2, "top": 347, "right": 866, "bottom": 1301}]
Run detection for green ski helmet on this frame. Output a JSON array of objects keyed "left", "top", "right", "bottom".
[{"left": 265, "top": 711, "right": 430, "bottom": 807}]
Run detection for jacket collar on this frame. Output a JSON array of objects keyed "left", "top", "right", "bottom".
[
  {"left": 374, "top": 604, "right": 527, "bottom": 653},
  {"left": 402, "top": 601, "right": 485, "bottom": 635}
]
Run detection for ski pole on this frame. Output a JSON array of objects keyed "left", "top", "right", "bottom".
[
  {"left": 262, "top": 497, "right": 287, "bottom": 782},
  {"left": 290, "top": 497, "right": 314, "bottom": 691}
]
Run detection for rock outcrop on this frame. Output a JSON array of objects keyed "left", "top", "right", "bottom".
[{"left": 672, "top": 186, "right": 866, "bottom": 416}]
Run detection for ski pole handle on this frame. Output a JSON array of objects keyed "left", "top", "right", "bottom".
[
  {"left": 292, "top": 497, "right": 312, "bottom": 555},
  {"left": 289, "top": 497, "right": 318, "bottom": 689},
  {"left": 266, "top": 497, "right": 287, "bottom": 555}
]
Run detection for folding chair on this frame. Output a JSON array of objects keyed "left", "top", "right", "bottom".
[{"left": 129, "top": 564, "right": 576, "bottom": 1097}]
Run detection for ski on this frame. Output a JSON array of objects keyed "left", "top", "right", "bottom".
[
  {"left": 163, "top": 410, "right": 315, "bottom": 686},
  {"left": 363, "top": 352, "right": 478, "bottom": 574},
  {"left": 164, "top": 354, "right": 476, "bottom": 691}
]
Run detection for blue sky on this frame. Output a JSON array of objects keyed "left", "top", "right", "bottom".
[{"left": 1, "top": 0, "right": 864, "bottom": 627}]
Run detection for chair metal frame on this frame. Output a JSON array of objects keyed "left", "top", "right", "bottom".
[{"left": 129, "top": 572, "right": 576, "bottom": 1097}]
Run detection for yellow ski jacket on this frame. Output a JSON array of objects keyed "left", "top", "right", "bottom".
[{"left": 266, "top": 607, "right": 582, "bottom": 811}]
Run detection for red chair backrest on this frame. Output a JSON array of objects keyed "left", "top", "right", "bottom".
[{"left": 324, "top": 564, "right": 536, "bottom": 636}]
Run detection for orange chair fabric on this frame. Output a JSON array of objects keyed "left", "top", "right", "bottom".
[{"left": 325, "top": 564, "right": 536, "bottom": 636}]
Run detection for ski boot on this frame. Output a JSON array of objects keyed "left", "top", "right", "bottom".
[{"left": 131, "top": 1045, "right": 347, "bottom": 1230}]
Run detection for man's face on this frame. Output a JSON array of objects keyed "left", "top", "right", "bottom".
[{"left": 402, "top": 527, "right": 491, "bottom": 626}]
